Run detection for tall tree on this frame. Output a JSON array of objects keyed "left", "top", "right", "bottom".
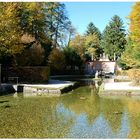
[
  {"left": 123, "top": 2, "right": 140, "bottom": 67},
  {"left": 85, "top": 22, "right": 102, "bottom": 60},
  {"left": 86, "top": 22, "right": 101, "bottom": 40},
  {"left": 45, "top": 2, "right": 70, "bottom": 48},
  {"left": 85, "top": 34, "right": 101, "bottom": 60},
  {"left": 0, "top": 3, "right": 23, "bottom": 65},
  {"left": 101, "top": 15, "right": 126, "bottom": 61}
]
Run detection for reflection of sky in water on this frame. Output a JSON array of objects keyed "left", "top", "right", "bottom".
[{"left": 57, "top": 103, "right": 130, "bottom": 138}]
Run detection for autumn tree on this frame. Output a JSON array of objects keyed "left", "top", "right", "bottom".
[
  {"left": 48, "top": 48, "right": 66, "bottom": 71},
  {"left": 69, "top": 34, "right": 86, "bottom": 61},
  {"left": 0, "top": 3, "right": 23, "bottom": 65},
  {"left": 122, "top": 2, "right": 140, "bottom": 68},
  {"left": 15, "top": 42, "right": 45, "bottom": 66},
  {"left": 119, "top": 2, "right": 140, "bottom": 84},
  {"left": 101, "top": 15, "right": 127, "bottom": 61}
]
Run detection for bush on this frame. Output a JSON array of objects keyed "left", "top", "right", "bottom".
[
  {"left": 128, "top": 69, "right": 140, "bottom": 85},
  {"left": 8, "top": 66, "right": 50, "bottom": 83},
  {"left": 48, "top": 48, "right": 66, "bottom": 71},
  {"left": 115, "top": 70, "right": 128, "bottom": 76}
]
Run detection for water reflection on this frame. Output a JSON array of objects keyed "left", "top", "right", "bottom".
[
  {"left": 61, "top": 86, "right": 100, "bottom": 124},
  {"left": 124, "top": 99, "right": 140, "bottom": 138},
  {"left": 59, "top": 85, "right": 131, "bottom": 138},
  {"left": 100, "top": 97, "right": 124, "bottom": 132},
  {"left": 1, "top": 79, "right": 140, "bottom": 138}
]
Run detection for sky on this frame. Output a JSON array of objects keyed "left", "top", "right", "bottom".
[{"left": 64, "top": 2, "right": 134, "bottom": 34}]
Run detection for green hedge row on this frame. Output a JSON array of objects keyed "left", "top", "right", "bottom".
[{"left": 8, "top": 66, "right": 50, "bottom": 83}]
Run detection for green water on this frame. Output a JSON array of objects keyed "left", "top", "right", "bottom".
[{"left": 0, "top": 79, "right": 140, "bottom": 138}]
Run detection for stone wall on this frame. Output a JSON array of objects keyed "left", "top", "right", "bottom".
[{"left": 85, "top": 61, "right": 116, "bottom": 74}]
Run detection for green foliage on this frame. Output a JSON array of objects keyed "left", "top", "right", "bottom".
[
  {"left": 63, "top": 46, "right": 83, "bottom": 69},
  {"left": 101, "top": 15, "right": 126, "bottom": 61},
  {"left": 45, "top": 2, "right": 71, "bottom": 47},
  {"left": 48, "top": 48, "right": 66, "bottom": 71},
  {"left": 85, "top": 22, "right": 102, "bottom": 60},
  {"left": 85, "top": 34, "right": 102, "bottom": 60},
  {"left": 86, "top": 22, "right": 101, "bottom": 40}
]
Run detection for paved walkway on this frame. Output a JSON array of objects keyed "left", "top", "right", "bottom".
[
  {"left": 21, "top": 80, "right": 75, "bottom": 89},
  {"left": 104, "top": 82, "right": 140, "bottom": 91}
]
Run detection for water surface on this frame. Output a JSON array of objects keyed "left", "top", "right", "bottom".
[{"left": 0, "top": 79, "right": 140, "bottom": 138}]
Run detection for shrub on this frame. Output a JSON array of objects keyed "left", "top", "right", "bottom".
[
  {"left": 128, "top": 69, "right": 140, "bottom": 85},
  {"left": 115, "top": 70, "right": 128, "bottom": 76},
  {"left": 8, "top": 66, "right": 50, "bottom": 83},
  {"left": 48, "top": 48, "right": 66, "bottom": 71}
]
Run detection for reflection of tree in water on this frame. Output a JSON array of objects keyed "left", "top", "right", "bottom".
[
  {"left": 125, "top": 99, "right": 140, "bottom": 138},
  {"left": 43, "top": 98, "right": 74, "bottom": 138},
  {"left": 61, "top": 86, "right": 100, "bottom": 125},
  {"left": 100, "top": 97, "right": 124, "bottom": 133}
]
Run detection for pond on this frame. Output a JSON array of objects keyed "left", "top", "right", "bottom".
[{"left": 0, "top": 78, "right": 140, "bottom": 138}]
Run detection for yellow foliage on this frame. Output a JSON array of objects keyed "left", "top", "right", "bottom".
[
  {"left": 129, "top": 2, "right": 140, "bottom": 43},
  {"left": 70, "top": 34, "right": 86, "bottom": 60},
  {"left": 48, "top": 48, "right": 66, "bottom": 70},
  {"left": 128, "top": 69, "right": 140, "bottom": 84}
]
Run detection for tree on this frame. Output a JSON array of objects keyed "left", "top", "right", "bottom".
[
  {"left": 15, "top": 42, "right": 45, "bottom": 66},
  {"left": 69, "top": 34, "right": 86, "bottom": 60},
  {"left": 67, "top": 24, "right": 76, "bottom": 47},
  {"left": 63, "top": 47, "right": 83, "bottom": 70},
  {"left": 48, "top": 48, "right": 66, "bottom": 71},
  {"left": 0, "top": 3, "right": 23, "bottom": 65},
  {"left": 119, "top": 2, "right": 140, "bottom": 84},
  {"left": 86, "top": 22, "right": 101, "bottom": 40},
  {"left": 85, "top": 34, "right": 101, "bottom": 60},
  {"left": 126, "top": 2, "right": 140, "bottom": 67},
  {"left": 101, "top": 15, "right": 127, "bottom": 61},
  {"left": 85, "top": 22, "right": 102, "bottom": 61},
  {"left": 45, "top": 2, "right": 70, "bottom": 48},
  {"left": 20, "top": 2, "right": 52, "bottom": 65}
]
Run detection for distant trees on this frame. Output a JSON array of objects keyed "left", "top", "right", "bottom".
[{"left": 101, "top": 15, "right": 127, "bottom": 61}]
